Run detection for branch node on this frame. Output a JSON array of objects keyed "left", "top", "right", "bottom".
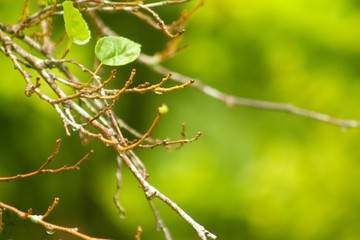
[{"left": 145, "top": 188, "right": 157, "bottom": 200}]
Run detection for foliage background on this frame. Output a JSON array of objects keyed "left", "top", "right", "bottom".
[{"left": 1, "top": 0, "right": 360, "bottom": 239}]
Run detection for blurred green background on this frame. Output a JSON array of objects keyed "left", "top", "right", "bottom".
[{"left": 1, "top": 0, "right": 360, "bottom": 239}]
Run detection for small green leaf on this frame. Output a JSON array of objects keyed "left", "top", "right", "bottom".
[
  {"left": 95, "top": 36, "right": 141, "bottom": 66},
  {"left": 62, "top": 1, "right": 90, "bottom": 45}
]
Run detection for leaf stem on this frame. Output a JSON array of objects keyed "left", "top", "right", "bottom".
[
  {"left": 94, "top": 62, "right": 103, "bottom": 75},
  {"left": 60, "top": 39, "right": 72, "bottom": 59}
]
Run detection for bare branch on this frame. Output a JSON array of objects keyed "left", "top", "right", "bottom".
[
  {"left": 119, "top": 105, "right": 167, "bottom": 152},
  {"left": 42, "top": 197, "right": 60, "bottom": 219},
  {"left": 0, "top": 201, "right": 110, "bottom": 240},
  {"left": 139, "top": 54, "right": 360, "bottom": 129},
  {"left": 0, "top": 139, "right": 93, "bottom": 181},
  {"left": 117, "top": 153, "right": 217, "bottom": 240},
  {"left": 137, "top": 3, "right": 185, "bottom": 38},
  {"left": 135, "top": 225, "right": 143, "bottom": 240},
  {"left": 0, "top": 2, "right": 217, "bottom": 239},
  {"left": 113, "top": 155, "right": 126, "bottom": 218},
  {"left": 149, "top": 200, "right": 172, "bottom": 240}
]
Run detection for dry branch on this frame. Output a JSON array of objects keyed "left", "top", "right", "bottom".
[
  {"left": 2, "top": 1, "right": 357, "bottom": 238},
  {"left": 0, "top": 201, "right": 109, "bottom": 240},
  {"left": 0, "top": 139, "right": 93, "bottom": 182},
  {"left": 139, "top": 54, "right": 360, "bottom": 129},
  {"left": 0, "top": 1, "right": 216, "bottom": 239}
]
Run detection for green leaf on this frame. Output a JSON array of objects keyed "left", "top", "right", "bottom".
[
  {"left": 62, "top": 1, "right": 90, "bottom": 45},
  {"left": 95, "top": 36, "right": 141, "bottom": 66}
]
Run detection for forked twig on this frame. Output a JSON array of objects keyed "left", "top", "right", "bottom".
[
  {"left": 0, "top": 139, "right": 93, "bottom": 181},
  {"left": 0, "top": 1, "right": 219, "bottom": 239},
  {"left": 0, "top": 201, "right": 109, "bottom": 240},
  {"left": 137, "top": 3, "right": 185, "bottom": 38}
]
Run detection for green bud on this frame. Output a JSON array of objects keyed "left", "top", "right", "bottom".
[{"left": 158, "top": 104, "right": 169, "bottom": 115}]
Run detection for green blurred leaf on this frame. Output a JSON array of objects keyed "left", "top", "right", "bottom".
[
  {"left": 62, "top": 0, "right": 90, "bottom": 45},
  {"left": 95, "top": 36, "right": 141, "bottom": 66}
]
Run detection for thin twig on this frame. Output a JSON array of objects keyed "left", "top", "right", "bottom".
[
  {"left": 138, "top": 54, "right": 360, "bottom": 129},
  {"left": 0, "top": 201, "right": 109, "bottom": 240},
  {"left": 135, "top": 225, "right": 143, "bottom": 240},
  {"left": 0, "top": 140, "right": 93, "bottom": 181},
  {"left": 140, "top": 131, "right": 201, "bottom": 149},
  {"left": 42, "top": 197, "right": 60, "bottom": 219},
  {"left": 149, "top": 200, "right": 172, "bottom": 240},
  {"left": 116, "top": 153, "right": 217, "bottom": 240},
  {"left": 137, "top": 3, "right": 185, "bottom": 38},
  {"left": 113, "top": 155, "right": 126, "bottom": 218},
  {"left": 119, "top": 106, "right": 167, "bottom": 152},
  {"left": 0, "top": 2, "right": 218, "bottom": 239},
  {"left": 17, "top": 0, "right": 30, "bottom": 23}
]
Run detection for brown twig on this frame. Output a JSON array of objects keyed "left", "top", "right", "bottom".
[
  {"left": 17, "top": 0, "right": 30, "bottom": 23},
  {"left": 0, "top": 2, "right": 217, "bottom": 239},
  {"left": 0, "top": 201, "right": 109, "bottom": 240},
  {"left": 153, "top": 79, "right": 194, "bottom": 93},
  {"left": 42, "top": 197, "right": 60, "bottom": 219},
  {"left": 28, "top": 0, "right": 60, "bottom": 27},
  {"left": 137, "top": 3, "right": 185, "bottom": 38},
  {"left": 170, "top": 0, "right": 204, "bottom": 30},
  {"left": 140, "top": 130, "right": 202, "bottom": 149},
  {"left": 9, "top": 0, "right": 30, "bottom": 38},
  {"left": 135, "top": 225, "right": 143, "bottom": 240},
  {"left": 79, "top": 71, "right": 190, "bottom": 101},
  {"left": 119, "top": 105, "right": 168, "bottom": 152},
  {"left": 0, "top": 139, "right": 93, "bottom": 181}
]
